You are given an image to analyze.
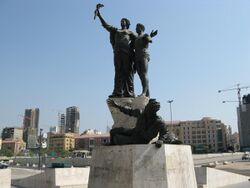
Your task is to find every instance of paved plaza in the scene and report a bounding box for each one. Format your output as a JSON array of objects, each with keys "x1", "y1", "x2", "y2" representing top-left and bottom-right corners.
[
  {"x1": 6, "y1": 155, "x2": 250, "y2": 188},
  {"x1": 216, "y1": 161, "x2": 250, "y2": 177}
]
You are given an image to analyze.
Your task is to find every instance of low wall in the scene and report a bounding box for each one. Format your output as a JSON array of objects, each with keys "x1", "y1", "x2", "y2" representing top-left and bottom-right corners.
[
  {"x1": 54, "y1": 168, "x2": 89, "y2": 188},
  {"x1": 193, "y1": 152, "x2": 243, "y2": 160},
  {"x1": 13, "y1": 157, "x2": 91, "y2": 167},
  {"x1": 11, "y1": 152, "x2": 243, "y2": 168},
  {"x1": 195, "y1": 167, "x2": 250, "y2": 188},
  {"x1": 12, "y1": 167, "x2": 90, "y2": 188},
  {"x1": 0, "y1": 169, "x2": 11, "y2": 188}
]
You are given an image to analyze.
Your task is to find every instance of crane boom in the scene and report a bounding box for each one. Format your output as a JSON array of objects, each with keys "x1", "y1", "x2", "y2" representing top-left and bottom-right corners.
[{"x1": 218, "y1": 84, "x2": 250, "y2": 105}]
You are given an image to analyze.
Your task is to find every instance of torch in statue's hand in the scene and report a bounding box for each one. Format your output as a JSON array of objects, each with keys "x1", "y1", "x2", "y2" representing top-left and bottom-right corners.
[{"x1": 94, "y1": 3, "x2": 104, "y2": 20}]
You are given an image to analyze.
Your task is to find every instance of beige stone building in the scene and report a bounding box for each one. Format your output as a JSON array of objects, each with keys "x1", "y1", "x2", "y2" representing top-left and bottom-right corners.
[
  {"x1": 1, "y1": 127, "x2": 23, "y2": 140},
  {"x1": 48, "y1": 133, "x2": 75, "y2": 151},
  {"x1": 0, "y1": 138, "x2": 2, "y2": 150},
  {"x1": 75, "y1": 132, "x2": 110, "y2": 152},
  {"x1": 166, "y1": 117, "x2": 228, "y2": 153},
  {"x1": 231, "y1": 132, "x2": 240, "y2": 151},
  {"x1": 1, "y1": 139, "x2": 26, "y2": 155}
]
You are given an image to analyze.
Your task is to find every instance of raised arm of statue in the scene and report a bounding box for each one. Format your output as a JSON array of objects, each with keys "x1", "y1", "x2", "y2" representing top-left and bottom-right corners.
[
  {"x1": 142, "y1": 30, "x2": 158, "y2": 44},
  {"x1": 96, "y1": 9, "x2": 116, "y2": 33},
  {"x1": 150, "y1": 30, "x2": 158, "y2": 38}
]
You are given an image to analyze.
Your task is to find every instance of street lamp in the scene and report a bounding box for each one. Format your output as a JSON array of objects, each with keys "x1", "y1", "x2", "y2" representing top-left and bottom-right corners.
[
  {"x1": 167, "y1": 100, "x2": 174, "y2": 125},
  {"x1": 38, "y1": 128, "x2": 43, "y2": 170}
]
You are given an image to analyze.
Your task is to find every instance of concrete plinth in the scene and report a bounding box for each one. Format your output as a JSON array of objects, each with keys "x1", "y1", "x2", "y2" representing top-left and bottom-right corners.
[
  {"x1": 0, "y1": 169, "x2": 11, "y2": 188},
  {"x1": 107, "y1": 96, "x2": 149, "y2": 129},
  {"x1": 51, "y1": 167, "x2": 89, "y2": 188},
  {"x1": 88, "y1": 144, "x2": 197, "y2": 188}
]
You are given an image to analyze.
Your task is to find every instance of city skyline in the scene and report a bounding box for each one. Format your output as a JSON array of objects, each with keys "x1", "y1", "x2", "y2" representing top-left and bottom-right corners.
[{"x1": 1, "y1": 0, "x2": 250, "y2": 133}]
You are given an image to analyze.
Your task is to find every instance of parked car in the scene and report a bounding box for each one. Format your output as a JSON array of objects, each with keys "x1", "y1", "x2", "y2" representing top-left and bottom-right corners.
[
  {"x1": 0, "y1": 161, "x2": 8, "y2": 169},
  {"x1": 242, "y1": 152, "x2": 250, "y2": 160}
]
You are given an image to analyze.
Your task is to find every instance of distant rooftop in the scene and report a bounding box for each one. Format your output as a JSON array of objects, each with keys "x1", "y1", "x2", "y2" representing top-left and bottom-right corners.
[{"x1": 76, "y1": 133, "x2": 110, "y2": 139}]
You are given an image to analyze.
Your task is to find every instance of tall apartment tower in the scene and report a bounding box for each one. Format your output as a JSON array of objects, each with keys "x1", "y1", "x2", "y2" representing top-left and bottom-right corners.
[
  {"x1": 65, "y1": 106, "x2": 80, "y2": 134},
  {"x1": 238, "y1": 94, "x2": 250, "y2": 151},
  {"x1": 59, "y1": 113, "x2": 66, "y2": 133},
  {"x1": 23, "y1": 108, "x2": 39, "y2": 148}
]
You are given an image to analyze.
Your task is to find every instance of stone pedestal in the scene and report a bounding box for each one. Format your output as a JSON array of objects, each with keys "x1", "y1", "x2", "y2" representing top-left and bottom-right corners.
[
  {"x1": 88, "y1": 144, "x2": 197, "y2": 188},
  {"x1": 107, "y1": 96, "x2": 149, "y2": 129}
]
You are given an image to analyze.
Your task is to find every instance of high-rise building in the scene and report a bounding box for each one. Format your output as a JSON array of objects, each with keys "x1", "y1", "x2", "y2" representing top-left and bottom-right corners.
[
  {"x1": 23, "y1": 108, "x2": 39, "y2": 148},
  {"x1": 166, "y1": 117, "x2": 228, "y2": 153},
  {"x1": 238, "y1": 94, "x2": 250, "y2": 151},
  {"x1": 49, "y1": 126, "x2": 60, "y2": 134},
  {"x1": 1, "y1": 127, "x2": 23, "y2": 141},
  {"x1": 65, "y1": 106, "x2": 80, "y2": 134},
  {"x1": 59, "y1": 113, "x2": 66, "y2": 133}
]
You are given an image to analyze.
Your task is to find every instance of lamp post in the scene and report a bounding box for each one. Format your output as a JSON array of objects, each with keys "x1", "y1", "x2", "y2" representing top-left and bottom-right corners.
[
  {"x1": 167, "y1": 100, "x2": 174, "y2": 125},
  {"x1": 38, "y1": 128, "x2": 43, "y2": 170}
]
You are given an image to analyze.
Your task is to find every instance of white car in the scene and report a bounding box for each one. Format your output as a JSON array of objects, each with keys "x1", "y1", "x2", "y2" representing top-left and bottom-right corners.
[{"x1": 242, "y1": 152, "x2": 250, "y2": 160}]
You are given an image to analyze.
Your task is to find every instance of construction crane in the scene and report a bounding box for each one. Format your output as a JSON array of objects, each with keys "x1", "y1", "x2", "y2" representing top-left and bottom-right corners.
[{"x1": 218, "y1": 84, "x2": 250, "y2": 106}]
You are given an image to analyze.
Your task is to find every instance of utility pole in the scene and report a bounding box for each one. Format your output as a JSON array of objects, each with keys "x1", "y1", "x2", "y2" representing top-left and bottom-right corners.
[{"x1": 167, "y1": 100, "x2": 174, "y2": 125}]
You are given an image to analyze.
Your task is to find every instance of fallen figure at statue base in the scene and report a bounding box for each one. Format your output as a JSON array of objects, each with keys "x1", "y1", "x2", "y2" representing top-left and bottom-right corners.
[{"x1": 107, "y1": 98, "x2": 182, "y2": 148}]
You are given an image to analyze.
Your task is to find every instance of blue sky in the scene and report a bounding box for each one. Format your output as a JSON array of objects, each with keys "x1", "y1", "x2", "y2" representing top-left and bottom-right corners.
[{"x1": 0, "y1": 0, "x2": 250, "y2": 133}]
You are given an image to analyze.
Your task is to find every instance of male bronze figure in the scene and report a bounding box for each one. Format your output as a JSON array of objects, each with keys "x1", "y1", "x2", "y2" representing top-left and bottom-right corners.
[
  {"x1": 108, "y1": 99, "x2": 181, "y2": 146},
  {"x1": 95, "y1": 5, "x2": 136, "y2": 98},
  {"x1": 134, "y1": 23, "x2": 158, "y2": 97}
]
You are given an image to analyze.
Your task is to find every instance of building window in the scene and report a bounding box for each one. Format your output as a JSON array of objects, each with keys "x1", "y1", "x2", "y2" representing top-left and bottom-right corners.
[{"x1": 89, "y1": 139, "x2": 95, "y2": 146}]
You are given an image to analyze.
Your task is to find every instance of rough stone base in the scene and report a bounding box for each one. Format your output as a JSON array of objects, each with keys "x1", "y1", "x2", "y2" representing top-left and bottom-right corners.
[
  {"x1": 107, "y1": 96, "x2": 149, "y2": 129},
  {"x1": 88, "y1": 144, "x2": 197, "y2": 188}
]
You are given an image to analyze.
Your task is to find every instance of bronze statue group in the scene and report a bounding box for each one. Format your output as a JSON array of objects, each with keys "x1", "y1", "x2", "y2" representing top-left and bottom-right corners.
[
  {"x1": 95, "y1": 4, "x2": 181, "y2": 147},
  {"x1": 95, "y1": 4, "x2": 157, "y2": 98}
]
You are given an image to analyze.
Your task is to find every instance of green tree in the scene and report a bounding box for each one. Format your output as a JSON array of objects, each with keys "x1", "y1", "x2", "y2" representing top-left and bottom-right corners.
[{"x1": 0, "y1": 148, "x2": 13, "y2": 157}]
